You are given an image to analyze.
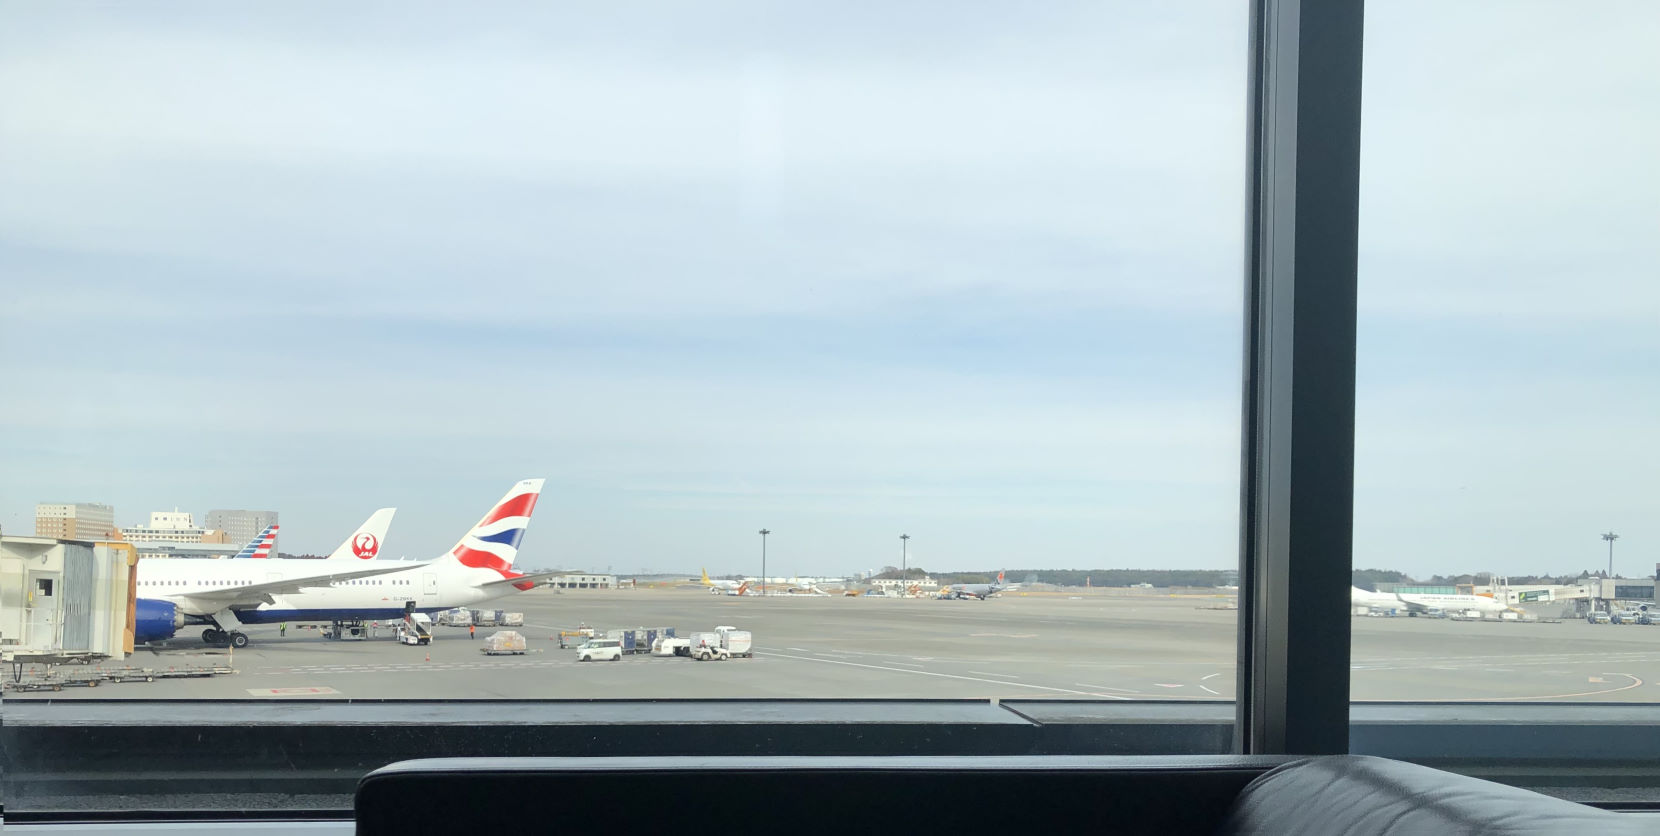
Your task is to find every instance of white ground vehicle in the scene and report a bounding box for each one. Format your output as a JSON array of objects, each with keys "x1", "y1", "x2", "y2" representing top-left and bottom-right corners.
[
  {"x1": 397, "y1": 613, "x2": 434, "y2": 646},
  {"x1": 652, "y1": 636, "x2": 692, "y2": 657},
  {"x1": 715, "y1": 626, "x2": 753, "y2": 658},
  {"x1": 1587, "y1": 611, "x2": 1612, "y2": 624},
  {"x1": 577, "y1": 638, "x2": 623, "y2": 662},
  {"x1": 688, "y1": 632, "x2": 729, "y2": 661}
]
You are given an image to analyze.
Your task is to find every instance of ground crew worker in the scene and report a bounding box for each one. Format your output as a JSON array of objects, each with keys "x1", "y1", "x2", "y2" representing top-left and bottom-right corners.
[
  {"x1": 280, "y1": 623, "x2": 287, "y2": 637},
  {"x1": 470, "y1": 623, "x2": 476, "y2": 639}
]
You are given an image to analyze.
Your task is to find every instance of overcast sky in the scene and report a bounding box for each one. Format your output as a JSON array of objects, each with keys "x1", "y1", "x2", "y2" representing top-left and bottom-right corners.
[{"x1": 1, "y1": 3, "x2": 1654, "y2": 580}]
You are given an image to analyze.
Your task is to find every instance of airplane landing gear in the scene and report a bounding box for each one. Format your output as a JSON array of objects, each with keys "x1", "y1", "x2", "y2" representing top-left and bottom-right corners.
[
  {"x1": 203, "y1": 628, "x2": 225, "y2": 644},
  {"x1": 228, "y1": 631, "x2": 249, "y2": 649}
]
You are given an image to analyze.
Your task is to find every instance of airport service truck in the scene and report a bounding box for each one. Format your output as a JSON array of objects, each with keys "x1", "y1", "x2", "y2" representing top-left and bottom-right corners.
[
  {"x1": 714, "y1": 626, "x2": 753, "y2": 658},
  {"x1": 397, "y1": 613, "x2": 434, "y2": 646},
  {"x1": 688, "y1": 632, "x2": 728, "y2": 661},
  {"x1": 652, "y1": 635, "x2": 692, "y2": 657}
]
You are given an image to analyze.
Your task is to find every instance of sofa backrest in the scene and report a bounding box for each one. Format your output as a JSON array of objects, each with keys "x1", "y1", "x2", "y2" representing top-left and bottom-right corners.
[{"x1": 1218, "y1": 755, "x2": 1649, "y2": 835}]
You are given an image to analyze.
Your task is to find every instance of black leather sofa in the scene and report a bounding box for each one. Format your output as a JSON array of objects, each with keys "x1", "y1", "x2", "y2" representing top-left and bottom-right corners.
[{"x1": 356, "y1": 754, "x2": 1651, "y2": 835}]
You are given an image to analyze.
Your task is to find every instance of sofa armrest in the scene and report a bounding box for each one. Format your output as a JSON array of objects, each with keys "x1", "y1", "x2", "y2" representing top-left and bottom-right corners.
[{"x1": 1219, "y1": 755, "x2": 1648, "y2": 835}]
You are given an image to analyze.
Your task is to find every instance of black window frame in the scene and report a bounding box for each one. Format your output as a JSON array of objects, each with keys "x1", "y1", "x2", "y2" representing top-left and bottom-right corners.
[{"x1": 8, "y1": 0, "x2": 1660, "y2": 824}]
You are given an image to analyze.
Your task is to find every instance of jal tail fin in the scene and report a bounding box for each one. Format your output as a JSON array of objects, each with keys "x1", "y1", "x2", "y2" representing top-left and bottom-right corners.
[
  {"x1": 447, "y1": 479, "x2": 546, "y2": 574},
  {"x1": 997, "y1": 570, "x2": 1006, "y2": 586},
  {"x1": 326, "y1": 508, "x2": 397, "y2": 560},
  {"x1": 231, "y1": 524, "x2": 279, "y2": 559}
]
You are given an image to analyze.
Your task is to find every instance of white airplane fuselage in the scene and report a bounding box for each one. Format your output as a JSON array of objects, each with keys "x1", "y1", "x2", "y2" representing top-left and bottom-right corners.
[{"x1": 137, "y1": 558, "x2": 531, "y2": 625}]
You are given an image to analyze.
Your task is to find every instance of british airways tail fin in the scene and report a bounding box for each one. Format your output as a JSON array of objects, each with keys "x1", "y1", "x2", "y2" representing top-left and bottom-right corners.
[
  {"x1": 446, "y1": 479, "x2": 546, "y2": 576},
  {"x1": 231, "y1": 524, "x2": 279, "y2": 559},
  {"x1": 326, "y1": 508, "x2": 397, "y2": 560}
]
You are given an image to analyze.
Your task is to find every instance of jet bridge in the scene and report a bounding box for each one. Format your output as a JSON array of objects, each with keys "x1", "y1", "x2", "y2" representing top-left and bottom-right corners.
[{"x1": 1, "y1": 535, "x2": 136, "y2": 665}]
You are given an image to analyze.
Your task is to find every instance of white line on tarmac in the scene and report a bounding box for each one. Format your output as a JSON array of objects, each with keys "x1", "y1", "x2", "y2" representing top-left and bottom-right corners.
[
  {"x1": 767, "y1": 652, "x2": 1127, "y2": 699},
  {"x1": 1075, "y1": 684, "x2": 1141, "y2": 693},
  {"x1": 969, "y1": 670, "x2": 1022, "y2": 679},
  {"x1": 1202, "y1": 673, "x2": 1222, "y2": 681},
  {"x1": 1200, "y1": 685, "x2": 1222, "y2": 695}
]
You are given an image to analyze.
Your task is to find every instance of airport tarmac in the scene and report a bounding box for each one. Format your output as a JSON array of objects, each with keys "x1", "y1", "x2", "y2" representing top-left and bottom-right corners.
[{"x1": 10, "y1": 588, "x2": 1660, "y2": 702}]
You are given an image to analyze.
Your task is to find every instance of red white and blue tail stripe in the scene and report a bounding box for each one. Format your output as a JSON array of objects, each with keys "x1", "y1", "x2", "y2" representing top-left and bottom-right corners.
[
  {"x1": 449, "y1": 479, "x2": 545, "y2": 590},
  {"x1": 231, "y1": 525, "x2": 279, "y2": 559}
]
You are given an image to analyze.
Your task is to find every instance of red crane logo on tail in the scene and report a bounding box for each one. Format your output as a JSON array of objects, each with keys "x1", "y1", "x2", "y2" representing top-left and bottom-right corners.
[{"x1": 353, "y1": 533, "x2": 380, "y2": 559}]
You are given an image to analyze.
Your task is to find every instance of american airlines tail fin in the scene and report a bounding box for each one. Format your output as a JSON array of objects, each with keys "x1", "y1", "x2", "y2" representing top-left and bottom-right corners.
[
  {"x1": 231, "y1": 525, "x2": 279, "y2": 559},
  {"x1": 326, "y1": 508, "x2": 397, "y2": 560},
  {"x1": 447, "y1": 479, "x2": 546, "y2": 578}
]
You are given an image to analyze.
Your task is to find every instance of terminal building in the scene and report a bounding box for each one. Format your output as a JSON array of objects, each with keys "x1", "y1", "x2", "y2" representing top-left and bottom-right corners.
[
  {"x1": 35, "y1": 502, "x2": 117, "y2": 541},
  {"x1": 547, "y1": 573, "x2": 617, "y2": 589},
  {"x1": 205, "y1": 509, "x2": 278, "y2": 556},
  {"x1": 0, "y1": 533, "x2": 136, "y2": 663},
  {"x1": 873, "y1": 577, "x2": 939, "y2": 590}
]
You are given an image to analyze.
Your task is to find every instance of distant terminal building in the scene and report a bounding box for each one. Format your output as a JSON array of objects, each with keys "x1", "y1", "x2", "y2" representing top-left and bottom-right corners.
[
  {"x1": 120, "y1": 510, "x2": 208, "y2": 544},
  {"x1": 205, "y1": 510, "x2": 278, "y2": 556},
  {"x1": 547, "y1": 573, "x2": 617, "y2": 589},
  {"x1": 135, "y1": 542, "x2": 245, "y2": 560},
  {"x1": 1376, "y1": 584, "x2": 1458, "y2": 595},
  {"x1": 873, "y1": 577, "x2": 939, "y2": 590},
  {"x1": 35, "y1": 502, "x2": 117, "y2": 541}
]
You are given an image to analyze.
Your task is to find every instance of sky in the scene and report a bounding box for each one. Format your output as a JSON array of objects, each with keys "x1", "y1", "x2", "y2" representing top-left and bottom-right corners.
[{"x1": 0, "y1": 3, "x2": 1654, "y2": 580}]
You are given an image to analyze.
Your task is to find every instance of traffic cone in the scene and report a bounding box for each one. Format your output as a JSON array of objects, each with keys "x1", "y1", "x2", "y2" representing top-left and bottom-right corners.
[{"x1": 425, "y1": 651, "x2": 431, "y2": 662}]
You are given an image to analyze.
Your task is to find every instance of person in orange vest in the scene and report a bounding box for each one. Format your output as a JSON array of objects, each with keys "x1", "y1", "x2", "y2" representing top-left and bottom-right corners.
[{"x1": 470, "y1": 623, "x2": 476, "y2": 639}]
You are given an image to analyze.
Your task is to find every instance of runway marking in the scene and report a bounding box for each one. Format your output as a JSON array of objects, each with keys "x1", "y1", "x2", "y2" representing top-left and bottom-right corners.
[
  {"x1": 247, "y1": 686, "x2": 340, "y2": 696},
  {"x1": 767, "y1": 652, "x2": 1126, "y2": 699},
  {"x1": 1202, "y1": 673, "x2": 1222, "y2": 681},
  {"x1": 1356, "y1": 673, "x2": 1646, "y2": 703},
  {"x1": 886, "y1": 662, "x2": 925, "y2": 668},
  {"x1": 1154, "y1": 683, "x2": 1184, "y2": 688},
  {"x1": 1200, "y1": 685, "x2": 1222, "y2": 695},
  {"x1": 968, "y1": 633, "x2": 1038, "y2": 638},
  {"x1": 968, "y1": 671, "x2": 1021, "y2": 679},
  {"x1": 1075, "y1": 684, "x2": 1141, "y2": 693}
]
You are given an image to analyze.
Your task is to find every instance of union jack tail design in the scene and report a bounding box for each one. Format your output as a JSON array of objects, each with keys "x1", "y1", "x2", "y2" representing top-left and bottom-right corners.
[
  {"x1": 448, "y1": 479, "x2": 545, "y2": 590},
  {"x1": 231, "y1": 525, "x2": 279, "y2": 559}
]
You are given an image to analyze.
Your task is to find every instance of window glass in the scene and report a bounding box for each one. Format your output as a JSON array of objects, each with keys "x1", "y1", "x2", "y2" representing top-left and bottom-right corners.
[
  {"x1": 0, "y1": 1, "x2": 1245, "y2": 714},
  {"x1": 1354, "y1": 2, "x2": 1659, "y2": 703}
]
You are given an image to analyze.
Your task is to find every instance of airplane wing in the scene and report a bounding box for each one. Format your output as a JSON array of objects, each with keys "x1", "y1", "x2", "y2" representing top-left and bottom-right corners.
[
  {"x1": 473, "y1": 571, "x2": 565, "y2": 592},
  {"x1": 175, "y1": 561, "x2": 436, "y2": 609}
]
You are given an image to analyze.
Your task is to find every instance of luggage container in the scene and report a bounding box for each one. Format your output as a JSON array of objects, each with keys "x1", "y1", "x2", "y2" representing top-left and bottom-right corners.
[
  {"x1": 716, "y1": 626, "x2": 753, "y2": 658},
  {"x1": 481, "y1": 631, "x2": 527, "y2": 655},
  {"x1": 502, "y1": 612, "x2": 524, "y2": 627}
]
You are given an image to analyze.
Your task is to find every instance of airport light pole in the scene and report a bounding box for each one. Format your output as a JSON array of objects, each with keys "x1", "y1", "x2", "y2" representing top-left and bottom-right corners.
[
  {"x1": 900, "y1": 534, "x2": 909, "y2": 581},
  {"x1": 1603, "y1": 531, "x2": 1620, "y2": 580},
  {"x1": 759, "y1": 529, "x2": 770, "y2": 597}
]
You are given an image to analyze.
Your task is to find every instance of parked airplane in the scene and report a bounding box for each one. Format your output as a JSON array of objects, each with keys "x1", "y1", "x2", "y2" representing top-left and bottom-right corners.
[
  {"x1": 701, "y1": 569, "x2": 750, "y2": 595},
  {"x1": 721, "y1": 581, "x2": 752, "y2": 597},
  {"x1": 232, "y1": 509, "x2": 395, "y2": 560},
  {"x1": 134, "y1": 480, "x2": 558, "y2": 647},
  {"x1": 946, "y1": 571, "x2": 1013, "y2": 600},
  {"x1": 1350, "y1": 586, "x2": 1511, "y2": 616}
]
